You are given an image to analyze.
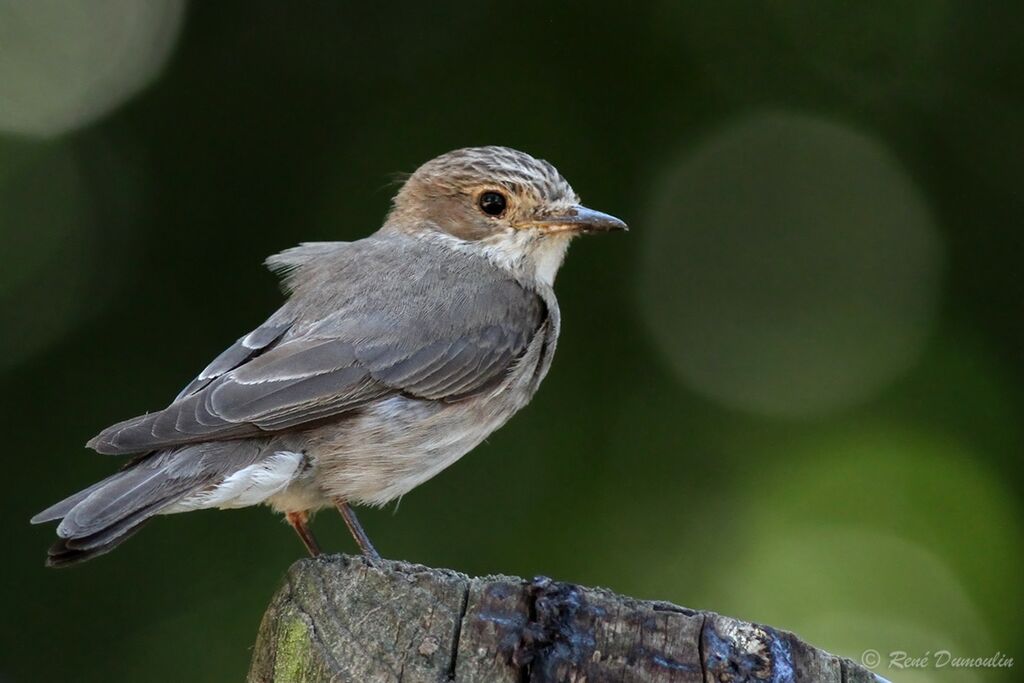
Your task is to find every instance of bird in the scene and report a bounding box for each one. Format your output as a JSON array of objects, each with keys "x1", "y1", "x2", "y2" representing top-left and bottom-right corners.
[{"x1": 31, "y1": 146, "x2": 627, "y2": 567}]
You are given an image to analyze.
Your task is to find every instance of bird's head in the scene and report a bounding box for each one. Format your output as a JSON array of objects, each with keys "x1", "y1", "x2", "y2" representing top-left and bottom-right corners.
[{"x1": 385, "y1": 146, "x2": 626, "y2": 287}]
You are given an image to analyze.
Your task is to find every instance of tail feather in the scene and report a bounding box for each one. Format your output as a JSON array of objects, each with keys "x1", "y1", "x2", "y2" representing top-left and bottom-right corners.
[
  {"x1": 47, "y1": 516, "x2": 153, "y2": 567},
  {"x1": 30, "y1": 478, "x2": 111, "y2": 525},
  {"x1": 56, "y1": 467, "x2": 180, "y2": 539},
  {"x1": 34, "y1": 440, "x2": 272, "y2": 567},
  {"x1": 63, "y1": 500, "x2": 176, "y2": 552}
]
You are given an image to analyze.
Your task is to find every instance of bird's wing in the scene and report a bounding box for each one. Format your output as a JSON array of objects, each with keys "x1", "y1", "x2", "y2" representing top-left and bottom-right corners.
[
  {"x1": 169, "y1": 240, "x2": 354, "y2": 402},
  {"x1": 88, "y1": 249, "x2": 545, "y2": 455},
  {"x1": 173, "y1": 323, "x2": 292, "y2": 401}
]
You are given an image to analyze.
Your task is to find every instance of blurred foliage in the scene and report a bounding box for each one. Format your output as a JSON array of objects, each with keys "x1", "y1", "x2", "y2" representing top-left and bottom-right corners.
[{"x1": 2, "y1": 2, "x2": 1022, "y2": 682}]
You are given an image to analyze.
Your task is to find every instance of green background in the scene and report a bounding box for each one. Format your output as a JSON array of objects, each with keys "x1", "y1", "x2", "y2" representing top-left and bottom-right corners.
[{"x1": 2, "y1": 2, "x2": 1021, "y2": 682}]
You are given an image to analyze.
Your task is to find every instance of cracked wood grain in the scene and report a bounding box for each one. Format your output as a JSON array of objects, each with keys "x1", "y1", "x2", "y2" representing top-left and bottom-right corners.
[{"x1": 247, "y1": 555, "x2": 884, "y2": 683}]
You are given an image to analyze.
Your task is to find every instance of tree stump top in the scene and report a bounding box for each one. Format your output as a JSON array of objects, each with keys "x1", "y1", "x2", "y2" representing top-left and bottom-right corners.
[{"x1": 248, "y1": 555, "x2": 884, "y2": 683}]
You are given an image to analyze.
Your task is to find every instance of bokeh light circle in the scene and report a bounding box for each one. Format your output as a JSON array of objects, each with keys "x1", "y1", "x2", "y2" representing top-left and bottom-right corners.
[
  {"x1": 640, "y1": 111, "x2": 943, "y2": 417},
  {"x1": 0, "y1": 0, "x2": 186, "y2": 137}
]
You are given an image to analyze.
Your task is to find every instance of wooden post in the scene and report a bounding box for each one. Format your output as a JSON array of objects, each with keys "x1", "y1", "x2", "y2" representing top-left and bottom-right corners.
[{"x1": 248, "y1": 555, "x2": 883, "y2": 683}]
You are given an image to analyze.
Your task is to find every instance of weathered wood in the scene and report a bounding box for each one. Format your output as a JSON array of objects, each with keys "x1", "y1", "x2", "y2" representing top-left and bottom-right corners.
[{"x1": 248, "y1": 555, "x2": 881, "y2": 683}]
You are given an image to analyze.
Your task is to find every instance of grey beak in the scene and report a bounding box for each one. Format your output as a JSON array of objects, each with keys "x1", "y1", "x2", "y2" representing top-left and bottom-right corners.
[{"x1": 536, "y1": 205, "x2": 629, "y2": 234}]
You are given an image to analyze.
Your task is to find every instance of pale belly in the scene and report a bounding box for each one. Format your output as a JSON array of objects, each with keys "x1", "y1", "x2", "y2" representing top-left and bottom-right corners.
[
  {"x1": 269, "y1": 314, "x2": 555, "y2": 512},
  {"x1": 268, "y1": 381, "x2": 530, "y2": 513},
  {"x1": 301, "y1": 390, "x2": 525, "y2": 508}
]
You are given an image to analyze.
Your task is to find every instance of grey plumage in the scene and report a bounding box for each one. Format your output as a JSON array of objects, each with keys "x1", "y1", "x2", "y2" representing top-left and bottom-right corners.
[
  {"x1": 32, "y1": 146, "x2": 625, "y2": 566},
  {"x1": 88, "y1": 235, "x2": 545, "y2": 454}
]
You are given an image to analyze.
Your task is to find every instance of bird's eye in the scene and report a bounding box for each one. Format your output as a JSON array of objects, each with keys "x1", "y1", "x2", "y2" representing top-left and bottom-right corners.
[{"x1": 478, "y1": 191, "x2": 508, "y2": 217}]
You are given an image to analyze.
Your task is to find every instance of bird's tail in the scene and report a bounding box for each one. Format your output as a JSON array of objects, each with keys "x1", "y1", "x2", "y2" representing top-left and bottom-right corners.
[{"x1": 31, "y1": 440, "x2": 272, "y2": 567}]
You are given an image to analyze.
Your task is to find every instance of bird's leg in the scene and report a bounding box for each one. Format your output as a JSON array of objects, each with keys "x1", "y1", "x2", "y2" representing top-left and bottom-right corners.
[
  {"x1": 286, "y1": 510, "x2": 321, "y2": 557},
  {"x1": 334, "y1": 500, "x2": 382, "y2": 565}
]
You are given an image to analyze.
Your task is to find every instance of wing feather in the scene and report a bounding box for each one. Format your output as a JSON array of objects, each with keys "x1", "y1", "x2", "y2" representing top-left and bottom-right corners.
[
  {"x1": 88, "y1": 237, "x2": 547, "y2": 455},
  {"x1": 174, "y1": 322, "x2": 291, "y2": 400}
]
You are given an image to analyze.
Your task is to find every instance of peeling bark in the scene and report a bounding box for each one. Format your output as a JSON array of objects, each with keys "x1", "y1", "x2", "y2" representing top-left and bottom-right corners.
[{"x1": 248, "y1": 555, "x2": 882, "y2": 683}]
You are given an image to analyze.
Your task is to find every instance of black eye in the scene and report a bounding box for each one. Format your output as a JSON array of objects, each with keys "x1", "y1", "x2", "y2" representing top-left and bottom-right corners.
[{"x1": 478, "y1": 191, "x2": 507, "y2": 217}]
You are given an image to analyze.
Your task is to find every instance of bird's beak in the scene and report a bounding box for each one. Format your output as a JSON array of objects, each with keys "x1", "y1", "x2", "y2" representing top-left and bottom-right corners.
[{"x1": 525, "y1": 205, "x2": 628, "y2": 235}]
